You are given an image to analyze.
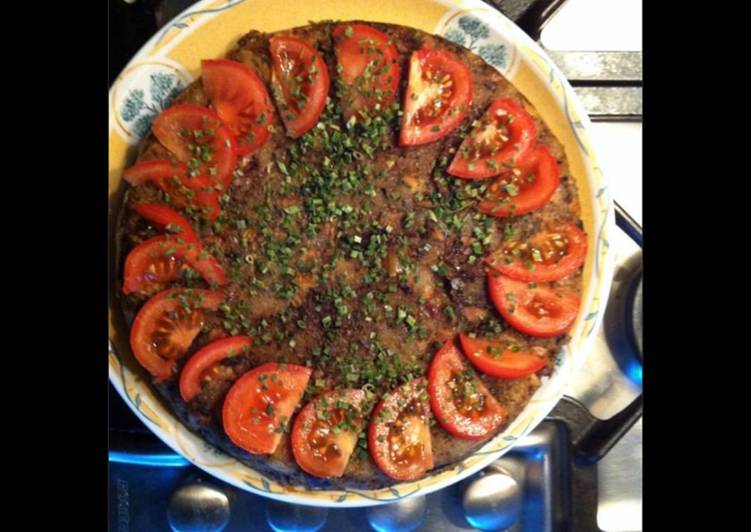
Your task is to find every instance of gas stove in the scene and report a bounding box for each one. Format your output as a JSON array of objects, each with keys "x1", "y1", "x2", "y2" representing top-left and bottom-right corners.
[{"x1": 109, "y1": 1, "x2": 642, "y2": 530}]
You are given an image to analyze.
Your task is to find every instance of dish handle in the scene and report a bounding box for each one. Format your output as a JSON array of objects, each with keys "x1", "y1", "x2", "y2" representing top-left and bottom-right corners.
[{"x1": 489, "y1": 0, "x2": 569, "y2": 40}]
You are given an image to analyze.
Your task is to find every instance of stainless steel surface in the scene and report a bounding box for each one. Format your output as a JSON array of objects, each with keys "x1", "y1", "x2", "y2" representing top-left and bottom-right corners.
[
  {"x1": 421, "y1": 421, "x2": 571, "y2": 532},
  {"x1": 366, "y1": 495, "x2": 427, "y2": 532},
  {"x1": 565, "y1": 235, "x2": 643, "y2": 532},
  {"x1": 571, "y1": 87, "x2": 642, "y2": 120},
  {"x1": 594, "y1": 259, "x2": 642, "y2": 532},
  {"x1": 167, "y1": 482, "x2": 231, "y2": 532},
  {"x1": 597, "y1": 418, "x2": 642, "y2": 532},
  {"x1": 567, "y1": 241, "x2": 641, "y2": 417},
  {"x1": 493, "y1": 423, "x2": 562, "y2": 532},
  {"x1": 630, "y1": 276, "x2": 642, "y2": 360},
  {"x1": 266, "y1": 500, "x2": 328, "y2": 532},
  {"x1": 462, "y1": 465, "x2": 522, "y2": 531},
  {"x1": 545, "y1": 51, "x2": 642, "y2": 81}
]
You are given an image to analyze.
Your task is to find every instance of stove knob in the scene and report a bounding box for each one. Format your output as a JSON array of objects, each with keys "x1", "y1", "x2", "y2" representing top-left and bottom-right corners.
[
  {"x1": 365, "y1": 495, "x2": 427, "y2": 532},
  {"x1": 265, "y1": 499, "x2": 328, "y2": 532},
  {"x1": 462, "y1": 464, "x2": 521, "y2": 531},
  {"x1": 167, "y1": 481, "x2": 230, "y2": 532}
]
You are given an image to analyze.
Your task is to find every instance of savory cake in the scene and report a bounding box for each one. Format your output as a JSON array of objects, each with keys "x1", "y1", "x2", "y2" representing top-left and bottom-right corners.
[{"x1": 115, "y1": 20, "x2": 586, "y2": 490}]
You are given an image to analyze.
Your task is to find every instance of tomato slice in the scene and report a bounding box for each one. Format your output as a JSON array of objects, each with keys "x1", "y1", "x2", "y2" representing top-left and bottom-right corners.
[
  {"x1": 123, "y1": 235, "x2": 227, "y2": 295},
  {"x1": 269, "y1": 36, "x2": 330, "y2": 139},
  {"x1": 459, "y1": 333, "x2": 547, "y2": 379},
  {"x1": 123, "y1": 236, "x2": 185, "y2": 295},
  {"x1": 487, "y1": 273, "x2": 580, "y2": 337},
  {"x1": 201, "y1": 59, "x2": 274, "y2": 157},
  {"x1": 131, "y1": 203, "x2": 198, "y2": 242},
  {"x1": 333, "y1": 23, "x2": 400, "y2": 120},
  {"x1": 129, "y1": 204, "x2": 227, "y2": 288},
  {"x1": 291, "y1": 388, "x2": 366, "y2": 478},
  {"x1": 448, "y1": 98, "x2": 537, "y2": 179},
  {"x1": 368, "y1": 378, "x2": 433, "y2": 481},
  {"x1": 478, "y1": 146, "x2": 560, "y2": 218},
  {"x1": 152, "y1": 104, "x2": 238, "y2": 191},
  {"x1": 400, "y1": 48, "x2": 472, "y2": 146},
  {"x1": 122, "y1": 160, "x2": 220, "y2": 221},
  {"x1": 486, "y1": 223, "x2": 587, "y2": 282},
  {"x1": 223, "y1": 363, "x2": 312, "y2": 455},
  {"x1": 428, "y1": 340, "x2": 506, "y2": 440},
  {"x1": 130, "y1": 288, "x2": 224, "y2": 381},
  {"x1": 179, "y1": 336, "x2": 253, "y2": 402}
]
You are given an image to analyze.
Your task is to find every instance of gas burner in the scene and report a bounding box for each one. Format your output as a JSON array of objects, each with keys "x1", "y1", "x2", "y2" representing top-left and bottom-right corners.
[
  {"x1": 366, "y1": 495, "x2": 427, "y2": 532},
  {"x1": 462, "y1": 464, "x2": 521, "y2": 530},
  {"x1": 266, "y1": 501, "x2": 329, "y2": 532},
  {"x1": 167, "y1": 480, "x2": 231, "y2": 532}
]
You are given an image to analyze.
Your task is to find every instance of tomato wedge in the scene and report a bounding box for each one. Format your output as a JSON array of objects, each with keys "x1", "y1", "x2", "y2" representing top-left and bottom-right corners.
[
  {"x1": 400, "y1": 48, "x2": 472, "y2": 146},
  {"x1": 333, "y1": 23, "x2": 400, "y2": 120},
  {"x1": 201, "y1": 59, "x2": 274, "y2": 157},
  {"x1": 486, "y1": 223, "x2": 587, "y2": 282},
  {"x1": 131, "y1": 203, "x2": 198, "y2": 242},
  {"x1": 291, "y1": 388, "x2": 367, "y2": 478},
  {"x1": 368, "y1": 378, "x2": 433, "y2": 481},
  {"x1": 459, "y1": 333, "x2": 547, "y2": 379},
  {"x1": 478, "y1": 146, "x2": 560, "y2": 218},
  {"x1": 428, "y1": 340, "x2": 506, "y2": 441},
  {"x1": 123, "y1": 160, "x2": 220, "y2": 221},
  {"x1": 129, "y1": 203, "x2": 227, "y2": 289},
  {"x1": 123, "y1": 236, "x2": 186, "y2": 295},
  {"x1": 130, "y1": 288, "x2": 224, "y2": 381},
  {"x1": 269, "y1": 36, "x2": 330, "y2": 138},
  {"x1": 448, "y1": 98, "x2": 537, "y2": 179},
  {"x1": 152, "y1": 104, "x2": 238, "y2": 191},
  {"x1": 123, "y1": 235, "x2": 227, "y2": 295},
  {"x1": 179, "y1": 336, "x2": 253, "y2": 402},
  {"x1": 223, "y1": 363, "x2": 312, "y2": 455},
  {"x1": 487, "y1": 273, "x2": 580, "y2": 337}
]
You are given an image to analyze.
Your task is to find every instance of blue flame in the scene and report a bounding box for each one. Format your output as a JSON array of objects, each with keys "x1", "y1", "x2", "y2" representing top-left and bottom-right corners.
[
  {"x1": 625, "y1": 359, "x2": 643, "y2": 386},
  {"x1": 108, "y1": 451, "x2": 190, "y2": 467}
]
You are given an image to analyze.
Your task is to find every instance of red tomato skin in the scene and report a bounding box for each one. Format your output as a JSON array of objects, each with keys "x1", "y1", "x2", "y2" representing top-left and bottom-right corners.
[
  {"x1": 179, "y1": 336, "x2": 253, "y2": 402},
  {"x1": 201, "y1": 59, "x2": 273, "y2": 157},
  {"x1": 478, "y1": 146, "x2": 560, "y2": 218},
  {"x1": 448, "y1": 98, "x2": 537, "y2": 180},
  {"x1": 222, "y1": 363, "x2": 312, "y2": 455},
  {"x1": 269, "y1": 36, "x2": 330, "y2": 139},
  {"x1": 122, "y1": 160, "x2": 220, "y2": 221},
  {"x1": 399, "y1": 48, "x2": 473, "y2": 146},
  {"x1": 485, "y1": 223, "x2": 588, "y2": 282},
  {"x1": 290, "y1": 388, "x2": 366, "y2": 478},
  {"x1": 458, "y1": 333, "x2": 547, "y2": 379},
  {"x1": 368, "y1": 378, "x2": 433, "y2": 481},
  {"x1": 333, "y1": 23, "x2": 400, "y2": 120},
  {"x1": 129, "y1": 288, "x2": 224, "y2": 381},
  {"x1": 428, "y1": 340, "x2": 506, "y2": 441},
  {"x1": 487, "y1": 273, "x2": 580, "y2": 337},
  {"x1": 130, "y1": 203, "x2": 199, "y2": 242},
  {"x1": 151, "y1": 104, "x2": 238, "y2": 191}
]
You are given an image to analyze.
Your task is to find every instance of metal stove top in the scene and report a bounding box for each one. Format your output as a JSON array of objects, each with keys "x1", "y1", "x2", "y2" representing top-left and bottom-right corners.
[{"x1": 109, "y1": 1, "x2": 643, "y2": 530}]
